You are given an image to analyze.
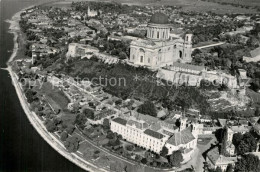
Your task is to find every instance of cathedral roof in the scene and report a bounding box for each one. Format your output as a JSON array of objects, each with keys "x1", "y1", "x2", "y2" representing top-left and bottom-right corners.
[{"x1": 150, "y1": 12, "x2": 169, "y2": 24}]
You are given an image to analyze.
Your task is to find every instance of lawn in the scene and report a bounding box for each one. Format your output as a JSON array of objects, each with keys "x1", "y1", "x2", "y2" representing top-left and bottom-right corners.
[{"x1": 35, "y1": 82, "x2": 70, "y2": 110}]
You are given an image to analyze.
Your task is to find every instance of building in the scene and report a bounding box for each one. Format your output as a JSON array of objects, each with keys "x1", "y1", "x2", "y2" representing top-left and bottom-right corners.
[
  {"x1": 110, "y1": 111, "x2": 200, "y2": 159},
  {"x1": 156, "y1": 63, "x2": 206, "y2": 86},
  {"x1": 165, "y1": 125, "x2": 197, "y2": 162},
  {"x1": 243, "y1": 47, "x2": 260, "y2": 62},
  {"x1": 129, "y1": 13, "x2": 192, "y2": 69},
  {"x1": 88, "y1": 6, "x2": 98, "y2": 17},
  {"x1": 206, "y1": 147, "x2": 237, "y2": 171},
  {"x1": 67, "y1": 43, "x2": 99, "y2": 59},
  {"x1": 110, "y1": 117, "x2": 169, "y2": 154}
]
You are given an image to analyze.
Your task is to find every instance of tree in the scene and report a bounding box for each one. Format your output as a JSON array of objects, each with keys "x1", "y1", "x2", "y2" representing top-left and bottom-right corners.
[
  {"x1": 25, "y1": 89, "x2": 36, "y2": 103},
  {"x1": 137, "y1": 101, "x2": 157, "y2": 117},
  {"x1": 160, "y1": 146, "x2": 169, "y2": 157},
  {"x1": 60, "y1": 131, "x2": 68, "y2": 141},
  {"x1": 135, "y1": 155, "x2": 142, "y2": 162},
  {"x1": 235, "y1": 154, "x2": 260, "y2": 172},
  {"x1": 66, "y1": 125, "x2": 75, "y2": 135},
  {"x1": 126, "y1": 145, "x2": 134, "y2": 151},
  {"x1": 119, "y1": 52, "x2": 127, "y2": 59},
  {"x1": 226, "y1": 164, "x2": 233, "y2": 172},
  {"x1": 83, "y1": 108, "x2": 95, "y2": 119},
  {"x1": 255, "y1": 107, "x2": 260, "y2": 116},
  {"x1": 232, "y1": 133, "x2": 243, "y2": 147},
  {"x1": 141, "y1": 158, "x2": 147, "y2": 164},
  {"x1": 64, "y1": 136, "x2": 80, "y2": 152},
  {"x1": 103, "y1": 118, "x2": 110, "y2": 129},
  {"x1": 75, "y1": 113, "x2": 87, "y2": 130},
  {"x1": 45, "y1": 119, "x2": 57, "y2": 132},
  {"x1": 168, "y1": 150, "x2": 184, "y2": 167},
  {"x1": 215, "y1": 166, "x2": 222, "y2": 172},
  {"x1": 237, "y1": 132, "x2": 257, "y2": 155}
]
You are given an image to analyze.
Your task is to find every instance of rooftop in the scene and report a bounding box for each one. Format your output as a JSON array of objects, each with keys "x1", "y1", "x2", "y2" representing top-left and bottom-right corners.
[
  {"x1": 113, "y1": 117, "x2": 127, "y2": 126},
  {"x1": 167, "y1": 126, "x2": 195, "y2": 146},
  {"x1": 144, "y1": 129, "x2": 165, "y2": 139}
]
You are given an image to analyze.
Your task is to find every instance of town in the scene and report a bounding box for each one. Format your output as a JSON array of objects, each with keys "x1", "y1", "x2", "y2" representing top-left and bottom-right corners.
[{"x1": 10, "y1": 1, "x2": 260, "y2": 172}]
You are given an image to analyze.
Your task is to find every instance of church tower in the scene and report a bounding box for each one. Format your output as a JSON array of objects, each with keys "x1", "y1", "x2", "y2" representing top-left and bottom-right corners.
[
  {"x1": 182, "y1": 34, "x2": 193, "y2": 63},
  {"x1": 180, "y1": 117, "x2": 188, "y2": 131}
]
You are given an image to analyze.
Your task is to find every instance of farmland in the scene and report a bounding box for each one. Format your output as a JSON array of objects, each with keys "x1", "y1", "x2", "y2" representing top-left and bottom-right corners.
[{"x1": 62, "y1": 0, "x2": 259, "y2": 14}]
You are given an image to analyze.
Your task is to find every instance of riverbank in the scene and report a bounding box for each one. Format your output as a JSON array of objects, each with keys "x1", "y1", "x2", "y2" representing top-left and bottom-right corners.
[{"x1": 6, "y1": 8, "x2": 106, "y2": 172}]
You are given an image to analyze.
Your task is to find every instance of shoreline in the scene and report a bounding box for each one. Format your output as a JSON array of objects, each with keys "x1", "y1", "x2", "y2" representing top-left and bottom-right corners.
[{"x1": 6, "y1": 7, "x2": 106, "y2": 172}]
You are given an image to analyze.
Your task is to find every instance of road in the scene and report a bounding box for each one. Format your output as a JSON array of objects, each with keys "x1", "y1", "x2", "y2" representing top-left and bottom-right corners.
[{"x1": 192, "y1": 42, "x2": 226, "y2": 51}]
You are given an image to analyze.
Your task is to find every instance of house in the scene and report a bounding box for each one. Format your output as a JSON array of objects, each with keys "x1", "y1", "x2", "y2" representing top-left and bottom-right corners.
[
  {"x1": 206, "y1": 146, "x2": 237, "y2": 171},
  {"x1": 243, "y1": 47, "x2": 260, "y2": 62},
  {"x1": 226, "y1": 125, "x2": 252, "y2": 142}
]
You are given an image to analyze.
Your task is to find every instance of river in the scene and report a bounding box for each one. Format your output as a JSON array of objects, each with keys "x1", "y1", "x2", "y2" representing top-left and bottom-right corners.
[{"x1": 0, "y1": 0, "x2": 84, "y2": 171}]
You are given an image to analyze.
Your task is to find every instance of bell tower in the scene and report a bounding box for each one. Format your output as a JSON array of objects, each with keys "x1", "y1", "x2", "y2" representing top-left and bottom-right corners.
[
  {"x1": 183, "y1": 34, "x2": 193, "y2": 63},
  {"x1": 180, "y1": 117, "x2": 188, "y2": 131}
]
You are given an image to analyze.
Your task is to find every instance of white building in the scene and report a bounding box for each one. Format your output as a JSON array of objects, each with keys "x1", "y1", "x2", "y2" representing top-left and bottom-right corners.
[
  {"x1": 88, "y1": 6, "x2": 98, "y2": 17},
  {"x1": 111, "y1": 117, "x2": 169, "y2": 154},
  {"x1": 67, "y1": 43, "x2": 99, "y2": 59},
  {"x1": 110, "y1": 112, "x2": 200, "y2": 158},
  {"x1": 129, "y1": 13, "x2": 192, "y2": 69}
]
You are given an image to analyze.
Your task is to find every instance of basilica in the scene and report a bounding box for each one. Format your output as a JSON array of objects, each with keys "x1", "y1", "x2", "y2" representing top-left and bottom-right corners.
[{"x1": 129, "y1": 13, "x2": 193, "y2": 68}]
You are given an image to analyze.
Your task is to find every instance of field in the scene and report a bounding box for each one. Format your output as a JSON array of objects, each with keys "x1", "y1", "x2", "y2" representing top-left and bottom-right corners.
[
  {"x1": 203, "y1": 0, "x2": 260, "y2": 8},
  {"x1": 61, "y1": 0, "x2": 259, "y2": 14},
  {"x1": 34, "y1": 82, "x2": 70, "y2": 110}
]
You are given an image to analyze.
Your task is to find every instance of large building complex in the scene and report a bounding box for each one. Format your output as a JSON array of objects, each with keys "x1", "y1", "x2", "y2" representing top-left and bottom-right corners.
[
  {"x1": 129, "y1": 13, "x2": 192, "y2": 68},
  {"x1": 111, "y1": 111, "x2": 200, "y2": 162}
]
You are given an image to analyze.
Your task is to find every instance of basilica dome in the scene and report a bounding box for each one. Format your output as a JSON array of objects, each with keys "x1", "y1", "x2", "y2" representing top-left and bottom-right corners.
[{"x1": 150, "y1": 12, "x2": 169, "y2": 25}]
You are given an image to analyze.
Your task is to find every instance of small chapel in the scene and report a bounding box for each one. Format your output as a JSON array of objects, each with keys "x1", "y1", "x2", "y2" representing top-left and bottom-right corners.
[{"x1": 129, "y1": 12, "x2": 193, "y2": 68}]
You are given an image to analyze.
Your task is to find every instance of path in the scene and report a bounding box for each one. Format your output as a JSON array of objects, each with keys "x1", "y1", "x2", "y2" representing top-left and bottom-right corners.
[{"x1": 192, "y1": 42, "x2": 225, "y2": 51}]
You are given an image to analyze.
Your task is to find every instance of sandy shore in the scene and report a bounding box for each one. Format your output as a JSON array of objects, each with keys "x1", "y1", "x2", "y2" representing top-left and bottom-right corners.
[{"x1": 6, "y1": 7, "x2": 106, "y2": 172}]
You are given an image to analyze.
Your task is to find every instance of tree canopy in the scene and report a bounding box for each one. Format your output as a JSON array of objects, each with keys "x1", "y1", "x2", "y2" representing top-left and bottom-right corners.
[
  {"x1": 235, "y1": 154, "x2": 260, "y2": 172},
  {"x1": 168, "y1": 150, "x2": 184, "y2": 167},
  {"x1": 137, "y1": 101, "x2": 157, "y2": 117}
]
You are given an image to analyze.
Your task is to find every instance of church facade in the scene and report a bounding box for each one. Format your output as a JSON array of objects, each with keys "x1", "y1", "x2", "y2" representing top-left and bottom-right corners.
[{"x1": 129, "y1": 13, "x2": 192, "y2": 68}]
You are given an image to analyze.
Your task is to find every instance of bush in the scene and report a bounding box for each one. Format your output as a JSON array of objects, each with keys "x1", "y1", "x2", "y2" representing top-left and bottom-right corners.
[
  {"x1": 141, "y1": 158, "x2": 147, "y2": 164},
  {"x1": 126, "y1": 145, "x2": 135, "y2": 151}
]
